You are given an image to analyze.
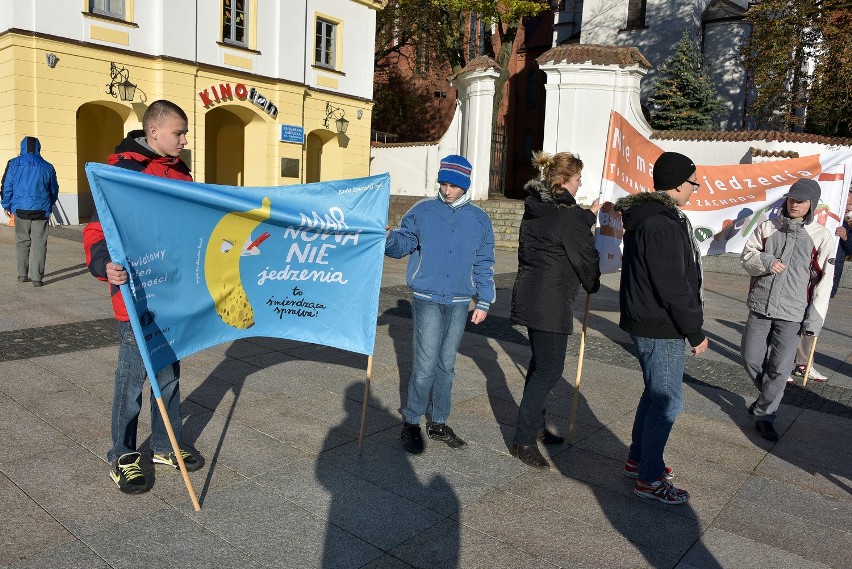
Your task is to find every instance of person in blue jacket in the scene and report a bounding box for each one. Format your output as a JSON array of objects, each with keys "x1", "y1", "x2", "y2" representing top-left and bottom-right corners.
[
  {"x1": 385, "y1": 154, "x2": 496, "y2": 454},
  {"x1": 2, "y1": 136, "x2": 59, "y2": 287}
]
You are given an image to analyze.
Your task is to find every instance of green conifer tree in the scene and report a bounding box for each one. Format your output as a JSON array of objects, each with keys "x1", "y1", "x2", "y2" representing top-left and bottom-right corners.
[{"x1": 648, "y1": 30, "x2": 725, "y2": 131}]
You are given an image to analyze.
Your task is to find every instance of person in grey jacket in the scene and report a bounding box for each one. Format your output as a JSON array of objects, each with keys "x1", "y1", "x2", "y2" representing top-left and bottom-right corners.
[
  {"x1": 740, "y1": 178, "x2": 835, "y2": 442},
  {"x1": 1, "y1": 136, "x2": 59, "y2": 287}
]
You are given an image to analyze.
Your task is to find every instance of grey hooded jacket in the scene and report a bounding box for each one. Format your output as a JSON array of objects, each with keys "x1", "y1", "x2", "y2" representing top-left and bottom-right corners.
[{"x1": 741, "y1": 205, "x2": 835, "y2": 334}]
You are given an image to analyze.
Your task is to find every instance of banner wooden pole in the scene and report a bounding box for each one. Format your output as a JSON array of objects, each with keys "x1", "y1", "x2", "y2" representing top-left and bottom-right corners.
[
  {"x1": 358, "y1": 356, "x2": 374, "y2": 456},
  {"x1": 802, "y1": 335, "x2": 818, "y2": 389},
  {"x1": 155, "y1": 397, "x2": 201, "y2": 511},
  {"x1": 568, "y1": 293, "x2": 592, "y2": 444}
]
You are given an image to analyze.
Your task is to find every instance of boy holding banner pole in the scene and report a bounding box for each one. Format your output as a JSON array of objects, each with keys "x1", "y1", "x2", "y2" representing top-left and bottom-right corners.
[
  {"x1": 385, "y1": 155, "x2": 496, "y2": 455},
  {"x1": 84, "y1": 100, "x2": 204, "y2": 495}
]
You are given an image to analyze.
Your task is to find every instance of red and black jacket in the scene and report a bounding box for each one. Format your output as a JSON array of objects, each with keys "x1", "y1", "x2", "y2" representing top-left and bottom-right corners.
[{"x1": 83, "y1": 131, "x2": 192, "y2": 321}]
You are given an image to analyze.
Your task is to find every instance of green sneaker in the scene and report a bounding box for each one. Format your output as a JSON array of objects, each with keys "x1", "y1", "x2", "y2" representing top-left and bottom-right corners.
[
  {"x1": 152, "y1": 449, "x2": 204, "y2": 472},
  {"x1": 110, "y1": 452, "x2": 148, "y2": 494}
]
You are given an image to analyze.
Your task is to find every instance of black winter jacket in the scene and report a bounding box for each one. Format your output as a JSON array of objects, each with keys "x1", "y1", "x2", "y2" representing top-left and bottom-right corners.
[
  {"x1": 614, "y1": 191, "x2": 705, "y2": 346},
  {"x1": 511, "y1": 180, "x2": 600, "y2": 334}
]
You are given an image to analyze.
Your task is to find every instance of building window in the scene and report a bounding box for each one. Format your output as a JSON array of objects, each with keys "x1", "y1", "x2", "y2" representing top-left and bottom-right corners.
[
  {"x1": 526, "y1": 70, "x2": 538, "y2": 108},
  {"x1": 316, "y1": 18, "x2": 337, "y2": 69},
  {"x1": 523, "y1": 131, "x2": 534, "y2": 161},
  {"x1": 90, "y1": 0, "x2": 124, "y2": 19},
  {"x1": 415, "y1": 41, "x2": 430, "y2": 75},
  {"x1": 626, "y1": 0, "x2": 647, "y2": 29},
  {"x1": 223, "y1": 0, "x2": 247, "y2": 46}
]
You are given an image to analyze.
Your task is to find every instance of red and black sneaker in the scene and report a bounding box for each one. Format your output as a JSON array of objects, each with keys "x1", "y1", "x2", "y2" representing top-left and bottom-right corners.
[
  {"x1": 623, "y1": 458, "x2": 673, "y2": 479},
  {"x1": 634, "y1": 476, "x2": 689, "y2": 505}
]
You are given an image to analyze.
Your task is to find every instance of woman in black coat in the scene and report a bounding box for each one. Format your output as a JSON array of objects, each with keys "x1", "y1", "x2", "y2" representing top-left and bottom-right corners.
[{"x1": 509, "y1": 151, "x2": 601, "y2": 469}]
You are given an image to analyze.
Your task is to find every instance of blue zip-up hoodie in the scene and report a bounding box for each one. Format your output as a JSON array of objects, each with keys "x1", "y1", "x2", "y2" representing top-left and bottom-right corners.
[
  {"x1": 385, "y1": 196, "x2": 496, "y2": 310},
  {"x1": 1, "y1": 137, "x2": 60, "y2": 219}
]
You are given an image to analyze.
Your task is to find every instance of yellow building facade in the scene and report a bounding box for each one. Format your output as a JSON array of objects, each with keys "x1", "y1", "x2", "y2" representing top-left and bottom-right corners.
[{"x1": 0, "y1": 0, "x2": 383, "y2": 224}]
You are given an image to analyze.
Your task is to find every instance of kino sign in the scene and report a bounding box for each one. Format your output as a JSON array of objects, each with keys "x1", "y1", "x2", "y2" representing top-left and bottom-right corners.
[{"x1": 198, "y1": 83, "x2": 278, "y2": 119}]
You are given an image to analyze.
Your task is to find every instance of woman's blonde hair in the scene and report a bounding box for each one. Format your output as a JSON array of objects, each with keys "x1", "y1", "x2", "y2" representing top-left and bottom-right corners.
[{"x1": 531, "y1": 151, "x2": 583, "y2": 195}]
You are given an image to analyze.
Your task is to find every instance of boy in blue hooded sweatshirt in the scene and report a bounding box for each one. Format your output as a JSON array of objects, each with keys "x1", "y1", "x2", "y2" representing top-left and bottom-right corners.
[{"x1": 385, "y1": 155, "x2": 496, "y2": 454}]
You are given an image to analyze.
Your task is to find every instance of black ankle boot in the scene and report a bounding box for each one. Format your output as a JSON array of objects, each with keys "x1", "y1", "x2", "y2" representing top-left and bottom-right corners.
[
  {"x1": 510, "y1": 443, "x2": 549, "y2": 469},
  {"x1": 537, "y1": 429, "x2": 564, "y2": 445}
]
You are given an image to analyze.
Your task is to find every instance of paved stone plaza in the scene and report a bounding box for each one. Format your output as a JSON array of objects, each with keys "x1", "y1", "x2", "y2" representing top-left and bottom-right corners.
[{"x1": 1, "y1": 225, "x2": 850, "y2": 568}]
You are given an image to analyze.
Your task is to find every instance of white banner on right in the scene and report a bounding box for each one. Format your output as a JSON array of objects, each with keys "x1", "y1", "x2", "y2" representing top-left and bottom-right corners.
[{"x1": 596, "y1": 111, "x2": 852, "y2": 273}]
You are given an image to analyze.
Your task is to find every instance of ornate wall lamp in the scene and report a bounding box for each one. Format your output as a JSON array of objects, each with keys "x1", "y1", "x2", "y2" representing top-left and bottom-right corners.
[
  {"x1": 323, "y1": 101, "x2": 349, "y2": 134},
  {"x1": 105, "y1": 62, "x2": 137, "y2": 102}
]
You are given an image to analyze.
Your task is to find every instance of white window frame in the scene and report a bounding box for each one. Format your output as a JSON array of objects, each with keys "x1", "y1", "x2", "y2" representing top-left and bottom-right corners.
[
  {"x1": 223, "y1": 0, "x2": 248, "y2": 47},
  {"x1": 90, "y1": 0, "x2": 124, "y2": 19},
  {"x1": 315, "y1": 18, "x2": 337, "y2": 69}
]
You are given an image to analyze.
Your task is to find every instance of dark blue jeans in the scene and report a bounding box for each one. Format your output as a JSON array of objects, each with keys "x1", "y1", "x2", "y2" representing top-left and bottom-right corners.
[
  {"x1": 513, "y1": 328, "x2": 568, "y2": 445},
  {"x1": 628, "y1": 336, "x2": 686, "y2": 483},
  {"x1": 402, "y1": 297, "x2": 469, "y2": 425},
  {"x1": 108, "y1": 321, "x2": 182, "y2": 463}
]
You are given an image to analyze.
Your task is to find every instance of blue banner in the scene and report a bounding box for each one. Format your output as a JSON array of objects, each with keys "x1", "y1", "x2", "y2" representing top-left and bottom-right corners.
[{"x1": 85, "y1": 164, "x2": 389, "y2": 392}]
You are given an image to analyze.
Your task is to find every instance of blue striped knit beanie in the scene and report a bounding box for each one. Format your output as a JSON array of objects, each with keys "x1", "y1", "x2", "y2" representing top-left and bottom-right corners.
[{"x1": 438, "y1": 154, "x2": 472, "y2": 191}]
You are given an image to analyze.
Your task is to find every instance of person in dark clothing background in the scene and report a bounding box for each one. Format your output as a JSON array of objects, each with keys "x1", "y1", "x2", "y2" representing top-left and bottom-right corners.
[
  {"x1": 2, "y1": 136, "x2": 59, "y2": 287},
  {"x1": 509, "y1": 151, "x2": 601, "y2": 469},
  {"x1": 614, "y1": 151, "x2": 708, "y2": 505}
]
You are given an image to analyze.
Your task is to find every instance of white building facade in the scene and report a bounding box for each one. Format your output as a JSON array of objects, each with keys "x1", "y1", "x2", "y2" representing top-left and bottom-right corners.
[
  {"x1": 555, "y1": 0, "x2": 750, "y2": 130},
  {"x1": 1, "y1": 0, "x2": 383, "y2": 224}
]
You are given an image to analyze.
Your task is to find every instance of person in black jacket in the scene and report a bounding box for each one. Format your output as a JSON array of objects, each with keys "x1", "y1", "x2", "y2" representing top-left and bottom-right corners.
[
  {"x1": 509, "y1": 151, "x2": 601, "y2": 469},
  {"x1": 614, "y1": 151, "x2": 708, "y2": 505}
]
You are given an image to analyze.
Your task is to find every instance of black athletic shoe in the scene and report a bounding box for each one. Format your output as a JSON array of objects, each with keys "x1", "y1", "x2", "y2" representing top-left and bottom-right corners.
[
  {"x1": 427, "y1": 423, "x2": 467, "y2": 449},
  {"x1": 537, "y1": 429, "x2": 564, "y2": 445},
  {"x1": 152, "y1": 449, "x2": 205, "y2": 472},
  {"x1": 18, "y1": 276, "x2": 30, "y2": 283},
  {"x1": 110, "y1": 452, "x2": 148, "y2": 494},
  {"x1": 401, "y1": 422, "x2": 425, "y2": 454},
  {"x1": 755, "y1": 420, "x2": 779, "y2": 442}
]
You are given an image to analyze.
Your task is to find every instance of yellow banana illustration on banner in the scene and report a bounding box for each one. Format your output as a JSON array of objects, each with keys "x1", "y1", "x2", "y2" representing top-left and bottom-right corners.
[{"x1": 204, "y1": 197, "x2": 271, "y2": 328}]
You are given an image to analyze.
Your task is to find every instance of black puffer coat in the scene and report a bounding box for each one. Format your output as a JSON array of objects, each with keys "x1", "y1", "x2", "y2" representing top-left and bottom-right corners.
[
  {"x1": 511, "y1": 180, "x2": 600, "y2": 334},
  {"x1": 614, "y1": 191, "x2": 705, "y2": 346}
]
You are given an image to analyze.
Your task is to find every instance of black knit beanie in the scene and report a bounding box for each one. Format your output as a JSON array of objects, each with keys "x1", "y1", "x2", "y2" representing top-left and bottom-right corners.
[{"x1": 653, "y1": 152, "x2": 696, "y2": 191}]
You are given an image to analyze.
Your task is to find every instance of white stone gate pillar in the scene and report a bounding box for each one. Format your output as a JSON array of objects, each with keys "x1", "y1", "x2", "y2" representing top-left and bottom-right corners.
[
  {"x1": 451, "y1": 56, "x2": 501, "y2": 202},
  {"x1": 537, "y1": 45, "x2": 652, "y2": 204}
]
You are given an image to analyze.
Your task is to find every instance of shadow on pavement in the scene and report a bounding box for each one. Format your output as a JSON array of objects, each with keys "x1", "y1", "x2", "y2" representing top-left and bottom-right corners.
[{"x1": 316, "y1": 384, "x2": 461, "y2": 568}]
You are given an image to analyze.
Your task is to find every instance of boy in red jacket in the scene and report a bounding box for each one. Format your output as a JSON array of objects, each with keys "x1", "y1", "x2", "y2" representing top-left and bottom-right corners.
[{"x1": 83, "y1": 100, "x2": 203, "y2": 494}]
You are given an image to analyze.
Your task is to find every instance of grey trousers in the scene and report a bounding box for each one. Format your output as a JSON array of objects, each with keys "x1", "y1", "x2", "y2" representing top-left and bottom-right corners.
[
  {"x1": 15, "y1": 218, "x2": 49, "y2": 282},
  {"x1": 740, "y1": 311, "x2": 800, "y2": 422}
]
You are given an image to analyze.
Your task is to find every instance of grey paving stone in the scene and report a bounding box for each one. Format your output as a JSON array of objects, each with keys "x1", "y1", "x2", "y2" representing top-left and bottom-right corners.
[
  {"x1": 390, "y1": 517, "x2": 560, "y2": 569},
  {"x1": 0, "y1": 393, "x2": 76, "y2": 464},
  {"x1": 319, "y1": 438, "x2": 495, "y2": 516},
  {"x1": 1, "y1": 446, "x2": 168, "y2": 536},
  {"x1": 255, "y1": 453, "x2": 444, "y2": 550},
  {"x1": 712, "y1": 497, "x2": 852, "y2": 568},
  {"x1": 753, "y1": 452, "x2": 852, "y2": 503},
  {"x1": 676, "y1": 527, "x2": 832, "y2": 569},
  {"x1": 0, "y1": 473, "x2": 76, "y2": 566},
  {"x1": 4, "y1": 540, "x2": 111, "y2": 569},
  {"x1": 84, "y1": 508, "x2": 267, "y2": 569},
  {"x1": 458, "y1": 488, "x2": 660, "y2": 568},
  {"x1": 734, "y1": 476, "x2": 852, "y2": 530},
  {"x1": 187, "y1": 479, "x2": 382, "y2": 568},
  {"x1": 359, "y1": 554, "x2": 415, "y2": 569}
]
